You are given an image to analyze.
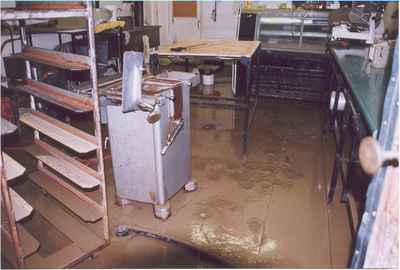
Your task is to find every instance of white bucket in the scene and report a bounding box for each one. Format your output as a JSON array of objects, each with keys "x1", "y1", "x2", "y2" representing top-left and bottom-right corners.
[
  {"x1": 202, "y1": 74, "x2": 214, "y2": 95},
  {"x1": 202, "y1": 74, "x2": 214, "y2": 86}
]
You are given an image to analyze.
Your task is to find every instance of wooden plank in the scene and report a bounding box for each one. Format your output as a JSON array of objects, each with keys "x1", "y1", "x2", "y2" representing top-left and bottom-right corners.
[
  {"x1": 20, "y1": 111, "x2": 97, "y2": 154},
  {"x1": 24, "y1": 142, "x2": 100, "y2": 189},
  {"x1": 3, "y1": 152, "x2": 26, "y2": 181},
  {"x1": 18, "y1": 225, "x2": 40, "y2": 258},
  {"x1": 1, "y1": 118, "x2": 17, "y2": 135},
  {"x1": 26, "y1": 243, "x2": 85, "y2": 269},
  {"x1": 25, "y1": 192, "x2": 104, "y2": 254},
  {"x1": 36, "y1": 139, "x2": 102, "y2": 180},
  {"x1": 155, "y1": 40, "x2": 261, "y2": 59},
  {"x1": 364, "y1": 121, "x2": 399, "y2": 268},
  {"x1": 14, "y1": 80, "x2": 93, "y2": 113},
  {"x1": 1, "y1": 225, "x2": 40, "y2": 266},
  {"x1": 9, "y1": 189, "x2": 33, "y2": 222},
  {"x1": 12, "y1": 47, "x2": 89, "y2": 71},
  {"x1": 29, "y1": 170, "x2": 103, "y2": 222}
]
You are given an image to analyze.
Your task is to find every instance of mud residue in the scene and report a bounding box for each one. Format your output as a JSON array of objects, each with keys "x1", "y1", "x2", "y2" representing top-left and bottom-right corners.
[
  {"x1": 190, "y1": 222, "x2": 259, "y2": 261},
  {"x1": 247, "y1": 217, "x2": 264, "y2": 234},
  {"x1": 193, "y1": 195, "x2": 240, "y2": 220},
  {"x1": 193, "y1": 156, "x2": 303, "y2": 195}
]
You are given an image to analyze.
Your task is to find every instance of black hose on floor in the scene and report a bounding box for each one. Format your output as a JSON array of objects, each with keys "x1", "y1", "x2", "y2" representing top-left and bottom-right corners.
[{"x1": 115, "y1": 225, "x2": 231, "y2": 268}]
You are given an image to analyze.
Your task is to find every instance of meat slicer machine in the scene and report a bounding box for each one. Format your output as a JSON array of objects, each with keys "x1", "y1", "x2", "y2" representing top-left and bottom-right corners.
[
  {"x1": 330, "y1": 7, "x2": 384, "y2": 45},
  {"x1": 107, "y1": 51, "x2": 196, "y2": 220}
]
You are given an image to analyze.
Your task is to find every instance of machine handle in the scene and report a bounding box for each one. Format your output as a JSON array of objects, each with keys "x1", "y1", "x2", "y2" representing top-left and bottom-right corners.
[{"x1": 161, "y1": 119, "x2": 184, "y2": 155}]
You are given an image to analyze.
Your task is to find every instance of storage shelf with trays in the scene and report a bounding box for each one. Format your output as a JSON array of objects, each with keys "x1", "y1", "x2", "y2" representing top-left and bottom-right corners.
[{"x1": 1, "y1": 2, "x2": 109, "y2": 268}]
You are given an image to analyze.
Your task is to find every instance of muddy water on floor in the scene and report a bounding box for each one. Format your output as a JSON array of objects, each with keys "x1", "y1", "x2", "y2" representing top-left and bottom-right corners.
[
  {"x1": 184, "y1": 100, "x2": 329, "y2": 266},
  {"x1": 102, "y1": 98, "x2": 336, "y2": 267},
  {"x1": 3, "y1": 95, "x2": 347, "y2": 267}
]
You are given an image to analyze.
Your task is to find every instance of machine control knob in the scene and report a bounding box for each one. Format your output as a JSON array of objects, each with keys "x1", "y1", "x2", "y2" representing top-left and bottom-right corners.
[{"x1": 359, "y1": 137, "x2": 398, "y2": 175}]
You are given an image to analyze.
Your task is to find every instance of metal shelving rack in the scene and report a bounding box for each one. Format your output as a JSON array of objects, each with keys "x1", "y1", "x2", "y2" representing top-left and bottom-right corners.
[{"x1": 1, "y1": 1, "x2": 109, "y2": 268}]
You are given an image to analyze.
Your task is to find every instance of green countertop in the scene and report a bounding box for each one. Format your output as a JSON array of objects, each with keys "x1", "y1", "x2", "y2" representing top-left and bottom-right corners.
[{"x1": 330, "y1": 47, "x2": 391, "y2": 134}]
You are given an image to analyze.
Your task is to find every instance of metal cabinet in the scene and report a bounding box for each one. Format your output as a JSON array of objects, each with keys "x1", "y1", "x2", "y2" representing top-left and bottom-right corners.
[{"x1": 107, "y1": 80, "x2": 195, "y2": 220}]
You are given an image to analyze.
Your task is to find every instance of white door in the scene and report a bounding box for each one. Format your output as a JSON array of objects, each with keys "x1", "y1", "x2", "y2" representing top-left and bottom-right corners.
[
  {"x1": 170, "y1": 1, "x2": 201, "y2": 42},
  {"x1": 200, "y1": 1, "x2": 241, "y2": 40}
]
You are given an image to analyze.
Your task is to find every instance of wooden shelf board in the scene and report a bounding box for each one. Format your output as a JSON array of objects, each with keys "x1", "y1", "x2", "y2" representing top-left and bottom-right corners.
[
  {"x1": 12, "y1": 47, "x2": 90, "y2": 71},
  {"x1": 10, "y1": 188, "x2": 33, "y2": 222},
  {"x1": 24, "y1": 192, "x2": 105, "y2": 268},
  {"x1": 14, "y1": 80, "x2": 93, "y2": 113},
  {"x1": 3, "y1": 152, "x2": 26, "y2": 181},
  {"x1": 19, "y1": 225, "x2": 40, "y2": 258},
  {"x1": 1, "y1": 118, "x2": 17, "y2": 136},
  {"x1": 26, "y1": 243, "x2": 84, "y2": 269},
  {"x1": 1, "y1": 225, "x2": 40, "y2": 266},
  {"x1": 20, "y1": 111, "x2": 97, "y2": 154},
  {"x1": 29, "y1": 170, "x2": 103, "y2": 222},
  {"x1": 24, "y1": 141, "x2": 100, "y2": 189}
]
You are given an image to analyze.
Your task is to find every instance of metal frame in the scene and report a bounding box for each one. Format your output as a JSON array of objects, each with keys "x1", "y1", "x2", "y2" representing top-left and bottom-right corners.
[
  {"x1": 1, "y1": 1, "x2": 109, "y2": 267},
  {"x1": 254, "y1": 10, "x2": 330, "y2": 49},
  {"x1": 325, "y1": 52, "x2": 371, "y2": 241},
  {"x1": 326, "y1": 41, "x2": 398, "y2": 261},
  {"x1": 152, "y1": 45, "x2": 261, "y2": 155}
]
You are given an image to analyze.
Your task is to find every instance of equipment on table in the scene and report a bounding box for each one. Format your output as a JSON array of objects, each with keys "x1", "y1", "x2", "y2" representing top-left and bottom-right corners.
[
  {"x1": 368, "y1": 40, "x2": 392, "y2": 68},
  {"x1": 330, "y1": 8, "x2": 384, "y2": 45},
  {"x1": 255, "y1": 10, "x2": 330, "y2": 53},
  {"x1": 107, "y1": 52, "x2": 196, "y2": 220},
  {"x1": 170, "y1": 42, "x2": 208, "y2": 52}
]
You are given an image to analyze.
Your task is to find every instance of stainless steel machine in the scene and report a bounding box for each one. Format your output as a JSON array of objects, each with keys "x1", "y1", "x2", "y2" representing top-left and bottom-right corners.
[{"x1": 107, "y1": 51, "x2": 196, "y2": 220}]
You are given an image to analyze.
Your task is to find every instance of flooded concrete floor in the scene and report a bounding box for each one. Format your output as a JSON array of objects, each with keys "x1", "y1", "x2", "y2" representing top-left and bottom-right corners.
[
  {"x1": 3, "y1": 73, "x2": 352, "y2": 268},
  {"x1": 80, "y1": 75, "x2": 352, "y2": 267}
]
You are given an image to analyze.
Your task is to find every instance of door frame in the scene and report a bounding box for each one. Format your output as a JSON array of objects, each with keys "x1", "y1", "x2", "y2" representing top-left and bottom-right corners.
[{"x1": 351, "y1": 38, "x2": 399, "y2": 267}]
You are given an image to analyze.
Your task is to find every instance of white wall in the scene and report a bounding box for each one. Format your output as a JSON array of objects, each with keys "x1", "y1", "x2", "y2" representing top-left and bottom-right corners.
[
  {"x1": 143, "y1": 1, "x2": 293, "y2": 45},
  {"x1": 200, "y1": 1, "x2": 241, "y2": 40},
  {"x1": 144, "y1": 1, "x2": 240, "y2": 44},
  {"x1": 144, "y1": 1, "x2": 172, "y2": 45}
]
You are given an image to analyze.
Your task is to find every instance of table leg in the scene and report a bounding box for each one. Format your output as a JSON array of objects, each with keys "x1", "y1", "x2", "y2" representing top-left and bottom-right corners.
[
  {"x1": 150, "y1": 54, "x2": 161, "y2": 75},
  {"x1": 341, "y1": 106, "x2": 362, "y2": 203},
  {"x1": 323, "y1": 65, "x2": 336, "y2": 134},
  {"x1": 327, "y1": 95, "x2": 349, "y2": 204},
  {"x1": 58, "y1": 33, "x2": 63, "y2": 49},
  {"x1": 185, "y1": 58, "x2": 189, "y2": 72},
  {"x1": 240, "y1": 56, "x2": 254, "y2": 155}
]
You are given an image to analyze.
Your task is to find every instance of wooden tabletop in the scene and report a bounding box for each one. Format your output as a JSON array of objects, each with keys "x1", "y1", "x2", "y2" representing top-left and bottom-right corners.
[{"x1": 154, "y1": 40, "x2": 261, "y2": 59}]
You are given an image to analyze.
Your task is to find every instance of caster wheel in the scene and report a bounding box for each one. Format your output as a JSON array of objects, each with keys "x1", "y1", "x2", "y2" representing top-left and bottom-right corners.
[
  {"x1": 184, "y1": 180, "x2": 197, "y2": 192},
  {"x1": 115, "y1": 225, "x2": 130, "y2": 237},
  {"x1": 154, "y1": 203, "x2": 171, "y2": 220},
  {"x1": 116, "y1": 197, "x2": 130, "y2": 207}
]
